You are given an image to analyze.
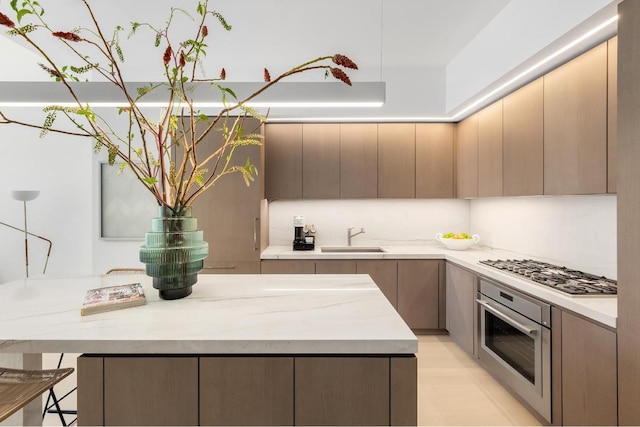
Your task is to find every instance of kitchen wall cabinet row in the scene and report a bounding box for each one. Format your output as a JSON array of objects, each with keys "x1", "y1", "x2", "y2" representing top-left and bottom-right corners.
[
  {"x1": 456, "y1": 38, "x2": 617, "y2": 198},
  {"x1": 260, "y1": 259, "x2": 446, "y2": 331},
  {"x1": 264, "y1": 123, "x2": 454, "y2": 200}
]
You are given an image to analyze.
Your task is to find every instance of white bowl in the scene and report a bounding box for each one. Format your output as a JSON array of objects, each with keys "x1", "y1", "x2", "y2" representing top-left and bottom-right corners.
[{"x1": 436, "y1": 233, "x2": 480, "y2": 251}]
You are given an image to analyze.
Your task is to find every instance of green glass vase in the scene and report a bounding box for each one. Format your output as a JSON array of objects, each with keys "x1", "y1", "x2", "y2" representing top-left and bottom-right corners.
[{"x1": 139, "y1": 206, "x2": 209, "y2": 300}]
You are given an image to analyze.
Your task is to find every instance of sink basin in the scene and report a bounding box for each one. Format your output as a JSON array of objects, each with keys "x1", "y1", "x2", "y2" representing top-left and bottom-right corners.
[{"x1": 321, "y1": 246, "x2": 386, "y2": 253}]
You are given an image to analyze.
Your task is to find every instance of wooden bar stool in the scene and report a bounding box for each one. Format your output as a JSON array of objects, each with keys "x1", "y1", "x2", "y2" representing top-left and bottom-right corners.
[{"x1": 0, "y1": 367, "x2": 74, "y2": 422}]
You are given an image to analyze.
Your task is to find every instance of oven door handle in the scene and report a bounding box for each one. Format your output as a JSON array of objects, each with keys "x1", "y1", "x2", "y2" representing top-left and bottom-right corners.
[{"x1": 476, "y1": 299, "x2": 538, "y2": 335}]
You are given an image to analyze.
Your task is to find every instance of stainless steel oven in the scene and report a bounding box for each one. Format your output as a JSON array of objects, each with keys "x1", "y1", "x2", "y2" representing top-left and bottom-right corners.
[{"x1": 477, "y1": 278, "x2": 551, "y2": 422}]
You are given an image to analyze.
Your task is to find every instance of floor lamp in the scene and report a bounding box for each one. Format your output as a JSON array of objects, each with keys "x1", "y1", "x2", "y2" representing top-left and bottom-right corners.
[{"x1": 11, "y1": 190, "x2": 40, "y2": 278}]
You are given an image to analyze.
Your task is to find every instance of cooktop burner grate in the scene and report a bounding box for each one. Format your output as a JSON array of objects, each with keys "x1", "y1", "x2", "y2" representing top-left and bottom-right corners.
[{"x1": 479, "y1": 259, "x2": 617, "y2": 296}]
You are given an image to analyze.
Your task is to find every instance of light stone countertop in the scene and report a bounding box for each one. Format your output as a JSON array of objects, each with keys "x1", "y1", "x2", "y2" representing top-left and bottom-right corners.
[
  {"x1": 0, "y1": 274, "x2": 417, "y2": 354},
  {"x1": 262, "y1": 245, "x2": 617, "y2": 328}
]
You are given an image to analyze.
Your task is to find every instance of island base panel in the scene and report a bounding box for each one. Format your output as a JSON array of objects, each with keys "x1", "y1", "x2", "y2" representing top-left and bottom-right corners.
[
  {"x1": 200, "y1": 356, "x2": 294, "y2": 425},
  {"x1": 78, "y1": 354, "x2": 417, "y2": 426}
]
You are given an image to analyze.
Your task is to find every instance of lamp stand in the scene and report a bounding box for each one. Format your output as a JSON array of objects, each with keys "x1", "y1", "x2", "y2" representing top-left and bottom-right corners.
[{"x1": 10, "y1": 190, "x2": 41, "y2": 278}]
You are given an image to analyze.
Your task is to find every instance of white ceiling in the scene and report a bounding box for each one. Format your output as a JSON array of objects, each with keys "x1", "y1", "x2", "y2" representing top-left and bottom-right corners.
[{"x1": 0, "y1": 0, "x2": 617, "y2": 118}]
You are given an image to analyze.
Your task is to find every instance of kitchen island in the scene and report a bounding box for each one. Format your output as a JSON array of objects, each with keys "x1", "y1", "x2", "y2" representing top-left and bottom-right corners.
[{"x1": 0, "y1": 274, "x2": 417, "y2": 426}]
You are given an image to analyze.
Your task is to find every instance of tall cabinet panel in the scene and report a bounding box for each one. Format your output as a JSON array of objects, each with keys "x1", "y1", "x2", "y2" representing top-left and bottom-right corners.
[
  {"x1": 265, "y1": 124, "x2": 303, "y2": 199},
  {"x1": 415, "y1": 123, "x2": 454, "y2": 198},
  {"x1": 477, "y1": 100, "x2": 503, "y2": 197},
  {"x1": 377, "y1": 124, "x2": 416, "y2": 198},
  {"x1": 340, "y1": 124, "x2": 378, "y2": 198},
  {"x1": 455, "y1": 114, "x2": 478, "y2": 198},
  {"x1": 178, "y1": 118, "x2": 263, "y2": 273},
  {"x1": 503, "y1": 78, "x2": 544, "y2": 196},
  {"x1": 544, "y1": 42, "x2": 608, "y2": 195},
  {"x1": 302, "y1": 124, "x2": 340, "y2": 199},
  {"x1": 608, "y1": 36, "x2": 618, "y2": 194}
]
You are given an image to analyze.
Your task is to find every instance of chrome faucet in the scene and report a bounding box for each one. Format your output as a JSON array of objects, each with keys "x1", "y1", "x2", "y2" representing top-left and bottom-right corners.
[{"x1": 347, "y1": 227, "x2": 365, "y2": 246}]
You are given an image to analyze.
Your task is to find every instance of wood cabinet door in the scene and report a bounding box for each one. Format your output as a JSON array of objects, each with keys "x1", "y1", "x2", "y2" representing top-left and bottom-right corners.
[
  {"x1": 445, "y1": 263, "x2": 476, "y2": 356},
  {"x1": 340, "y1": 123, "x2": 378, "y2": 198},
  {"x1": 544, "y1": 42, "x2": 608, "y2": 195},
  {"x1": 607, "y1": 36, "x2": 617, "y2": 194},
  {"x1": 265, "y1": 124, "x2": 303, "y2": 199},
  {"x1": 103, "y1": 357, "x2": 199, "y2": 426},
  {"x1": 561, "y1": 311, "x2": 617, "y2": 426},
  {"x1": 303, "y1": 124, "x2": 340, "y2": 199},
  {"x1": 178, "y1": 118, "x2": 262, "y2": 263},
  {"x1": 397, "y1": 260, "x2": 440, "y2": 329},
  {"x1": 201, "y1": 261, "x2": 261, "y2": 274},
  {"x1": 377, "y1": 123, "x2": 416, "y2": 198},
  {"x1": 200, "y1": 357, "x2": 294, "y2": 426},
  {"x1": 260, "y1": 260, "x2": 315, "y2": 274},
  {"x1": 455, "y1": 114, "x2": 478, "y2": 198},
  {"x1": 295, "y1": 357, "x2": 390, "y2": 426},
  {"x1": 356, "y1": 260, "x2": 398, "y2": 308},
  {"x1": 315, "y1": 260, "x2": 357, "y2": 274},
  {"x1": 503, "y1": 78, "x2": 544, "y2": 196},
  {"x1": 477, "y1": 100, "x2": 503, "y2": 197},
  {"x1": 415, "y1": 123, "x2": 454, "y2": 198}
]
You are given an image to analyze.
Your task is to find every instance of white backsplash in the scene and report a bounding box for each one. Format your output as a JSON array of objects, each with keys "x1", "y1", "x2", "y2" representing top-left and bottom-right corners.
[
  {"x1": 268, "y1": 199, "x2": 470, "y2": 247},
  {"x1": 470, "y1": 195, "x2": 617, "y2": 278},
  {"x1": 268, "y1": 195, "x2": 617, "y2": 279}
]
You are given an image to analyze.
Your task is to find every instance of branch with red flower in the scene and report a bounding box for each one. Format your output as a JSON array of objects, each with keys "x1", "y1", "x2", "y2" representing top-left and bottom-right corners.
[{"x1": 0, "y1": 0, "x2": 359, "y2": 213}]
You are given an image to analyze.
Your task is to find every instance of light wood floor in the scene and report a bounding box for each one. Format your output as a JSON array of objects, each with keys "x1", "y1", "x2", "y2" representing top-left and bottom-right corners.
[
  {"x1": 417, "y1": 335, "x2": 540, "y2": 426},
  {"x1": 42, "y1": 335, "x2": 540, "y2": 426}
]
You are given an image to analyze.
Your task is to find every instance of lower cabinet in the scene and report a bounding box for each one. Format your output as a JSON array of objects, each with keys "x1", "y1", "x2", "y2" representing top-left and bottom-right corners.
[
  {"x1": 78, "y1": 354, "x2": 417, "y2": 426},
  {"x1": 260, "y1": 259, "x2": 445, "y2": 329},
  {"x1": 445, "y1": 262, "x2": 476, "y2": 357},
  {"x1": 397, "y1": 260, "x2": 443, "y2": 330},
  {"x1": 315, "y1": 260, "x2": 357, "y2": 274},
  {"x1": 260, "y1": 260, "x2": 316, "y2": 274},
  {"x1": 558, "y1": 310, "x2": 617, "y2": 426},
  {"x1": 356, "y1": 260, "x2": 399, "y2": 309}
]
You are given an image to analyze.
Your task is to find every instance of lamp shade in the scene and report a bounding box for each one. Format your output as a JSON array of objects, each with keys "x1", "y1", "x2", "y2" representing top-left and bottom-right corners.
[{"x1": 11, "y1": 190, "x2": 40, "y2": 202}]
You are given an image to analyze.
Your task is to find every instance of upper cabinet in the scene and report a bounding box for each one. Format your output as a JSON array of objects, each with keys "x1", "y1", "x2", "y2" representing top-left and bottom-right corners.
[
  {"x1": 340, "y1": 124, "x2": 378, "y2": 199},
  {"x1": 456, "y1": 114, "x2": 478, "y2": 198},
  {"x1": 543, "y1": 42, "x2": 608, "y2": 195},
  {"x1": 502, "y1": 78, "x2": 544, "y2": 196},
  {"x1": 607, "y1": 36, "x2": 617, "y2": 194},
  {"x1": 477, "y1": 100, "x2": 503, "y2": 197},
  {"x1": 302, "y1": 124, "x2": 340, "y2": 199},
  {"x1": 415, "y1": 123, "x2": 454, "y2": 198},
  {"x1": 377, "y1": 123, "x2": 416, "y2": 198},
  {"x1": 265, "y1": 124, "x2": 303, "y2": 199}
]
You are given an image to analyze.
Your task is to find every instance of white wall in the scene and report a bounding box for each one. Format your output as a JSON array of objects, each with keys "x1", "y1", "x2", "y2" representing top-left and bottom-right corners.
[
  {"x1": 268, "y1": 199, "x2": 469, "y2": 247},
  {"x1": 0, "y1": 110, "x2": 93, "y2": 283},
  {"x1": 470, "y1": 195, "x2": 617, "y2": 278}
]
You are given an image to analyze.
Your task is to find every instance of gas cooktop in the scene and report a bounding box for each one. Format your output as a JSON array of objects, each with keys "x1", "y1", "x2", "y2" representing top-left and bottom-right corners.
[{"x1": 479, "y1": 259, "x2": 617, "y2": 296}]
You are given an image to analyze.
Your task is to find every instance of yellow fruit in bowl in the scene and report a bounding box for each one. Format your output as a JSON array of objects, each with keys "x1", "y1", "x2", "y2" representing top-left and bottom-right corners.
[{"x1": 443, "y1": 232, "x2": 472, "y2": 239}]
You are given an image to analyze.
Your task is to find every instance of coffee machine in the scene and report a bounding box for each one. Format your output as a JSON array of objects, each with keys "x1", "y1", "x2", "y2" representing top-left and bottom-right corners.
[{"x1": 293, "y1": 215, "x2": 315, "y2": 251}]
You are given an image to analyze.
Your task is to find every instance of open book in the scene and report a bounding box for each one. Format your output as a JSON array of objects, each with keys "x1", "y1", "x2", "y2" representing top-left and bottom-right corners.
[{"x1": 81, "y1": 283, "x2": 146, "y2": 316}]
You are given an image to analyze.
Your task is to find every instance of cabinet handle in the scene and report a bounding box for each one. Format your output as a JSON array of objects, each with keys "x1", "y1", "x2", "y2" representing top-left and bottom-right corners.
[
  {"x1": 204, "y1": 265, "x2": 236, "y2": 270},
  {"x1": 253, "y1": 217, "x2": 259, "y2": 251}
]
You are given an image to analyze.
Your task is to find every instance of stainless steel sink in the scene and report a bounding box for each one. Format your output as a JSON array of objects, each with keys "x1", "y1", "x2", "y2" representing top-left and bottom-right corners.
[{"x1": 321, "y1": 246, "x2": 385, "y2": 253}]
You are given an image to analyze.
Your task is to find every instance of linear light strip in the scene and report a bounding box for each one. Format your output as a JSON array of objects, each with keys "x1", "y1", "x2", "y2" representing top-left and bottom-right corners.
[
  {"x1": 0, "y1": 101, "x2": 384, "y2": 108},
  {"x1": 450, "y1": 14, "x2": 619, "y2": 120}
]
